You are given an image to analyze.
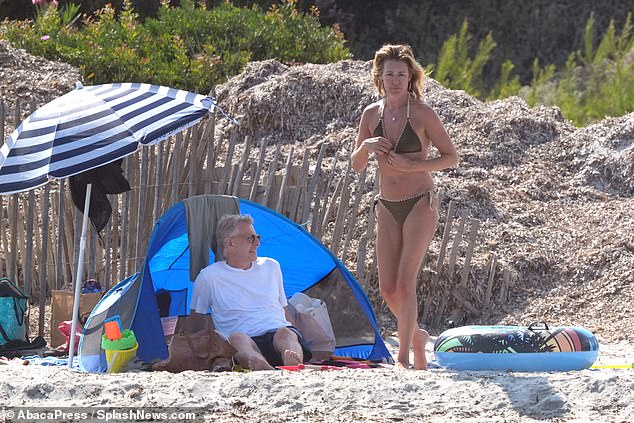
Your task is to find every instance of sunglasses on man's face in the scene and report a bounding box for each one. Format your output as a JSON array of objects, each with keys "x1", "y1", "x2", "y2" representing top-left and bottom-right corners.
[{"x1": 231, "y1": 234, "x2": 261, "y2": 244}]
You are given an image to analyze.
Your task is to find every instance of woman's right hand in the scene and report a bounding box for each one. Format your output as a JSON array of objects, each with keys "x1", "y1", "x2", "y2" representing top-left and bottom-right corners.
[{"x1": 362, "y1": 136, "x2": 393, "y2": 156}]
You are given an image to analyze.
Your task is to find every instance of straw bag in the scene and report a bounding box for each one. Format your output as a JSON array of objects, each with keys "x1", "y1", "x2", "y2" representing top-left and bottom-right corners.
[
  {"x1": 152, "y1": 314, "x2": 236, "y2": 373},
  {"x1": 288, "y1": 293, "x2": 336, "y2": 361}
]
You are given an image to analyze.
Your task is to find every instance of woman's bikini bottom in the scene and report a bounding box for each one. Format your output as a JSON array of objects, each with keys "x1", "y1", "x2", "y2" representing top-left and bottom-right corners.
[{"x1": 376, "y1": 190, "x2": 438, "y2": 227}]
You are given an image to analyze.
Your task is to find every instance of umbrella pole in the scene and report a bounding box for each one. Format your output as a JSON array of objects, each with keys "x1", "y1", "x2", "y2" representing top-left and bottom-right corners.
[{"x1": 67, "y1": 183, "x2": 92, "y2": 369}]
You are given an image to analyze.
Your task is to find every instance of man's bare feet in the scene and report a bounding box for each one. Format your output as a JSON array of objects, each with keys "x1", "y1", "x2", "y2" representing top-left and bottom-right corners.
[
  {"x1": 413, "y1": 328, "x2": 429, "y2": 370},
  {"x1": 248, "y1": 355, "x2": 274, "y2": 371},
  {"x1": 282, "y1": 349, "x2": 302, "y2": 366}
]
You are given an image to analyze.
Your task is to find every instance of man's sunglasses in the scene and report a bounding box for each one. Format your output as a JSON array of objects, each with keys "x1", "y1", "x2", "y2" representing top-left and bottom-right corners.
[{"x1": 231, "y1": 234, "x2": 261, "y2": 244}]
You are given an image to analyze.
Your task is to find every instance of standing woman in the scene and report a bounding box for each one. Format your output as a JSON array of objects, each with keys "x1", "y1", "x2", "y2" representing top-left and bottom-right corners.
[{"x1": 351, "y1": 44, "x2": 458, "y2": 369}]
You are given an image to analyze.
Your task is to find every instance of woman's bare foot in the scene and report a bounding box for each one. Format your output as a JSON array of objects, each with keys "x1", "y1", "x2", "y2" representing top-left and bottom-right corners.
[
  {"x1": 394, "y1": 361, "x2": 410, "y2": 370},
  {"x1": 282, "y1": 349, "x2": 302, "y2": 366},
  {"x1": 413, "y1": 328, "x2": 429, "y2": 370},
  {"x1": 248, "y1": 355, "x2": 274, "y2": 371}
]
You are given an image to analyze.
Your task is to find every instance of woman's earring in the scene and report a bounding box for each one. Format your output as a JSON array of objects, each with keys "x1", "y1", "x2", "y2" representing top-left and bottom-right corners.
[{"x1": 408, "y1": 80, "x2": 412, "y2": 92}]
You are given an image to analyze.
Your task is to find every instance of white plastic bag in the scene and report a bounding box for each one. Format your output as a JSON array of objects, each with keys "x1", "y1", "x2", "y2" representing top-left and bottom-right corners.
[{"x1": 288, "y1": 292, "x2": 336, "y2": 360}]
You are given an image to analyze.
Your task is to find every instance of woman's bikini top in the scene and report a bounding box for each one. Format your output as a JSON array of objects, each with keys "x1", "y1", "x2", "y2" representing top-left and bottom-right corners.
[{"x1": 372, "y1": 96, "x2": 422, "y2": 153}]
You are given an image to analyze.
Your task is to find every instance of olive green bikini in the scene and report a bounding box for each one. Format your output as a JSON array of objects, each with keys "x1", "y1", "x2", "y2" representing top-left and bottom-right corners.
[
  {"x1": 373, "y1": 97, "x2": 436, "y2": 226},
  {"x1": 372, "y1": 96, "x2": 422, "y2": 154},
  {"x1": 376, "y1": 191, "x2": 438, "y2": 227}
]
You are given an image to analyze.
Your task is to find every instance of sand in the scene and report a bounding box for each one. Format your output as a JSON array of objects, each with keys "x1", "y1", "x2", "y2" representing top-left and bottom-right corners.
[{"x1": 1, "y1": 340, "x2": 632, "y2": 422}]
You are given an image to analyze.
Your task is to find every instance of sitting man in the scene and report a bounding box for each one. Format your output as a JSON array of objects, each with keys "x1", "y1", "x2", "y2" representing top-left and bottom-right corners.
[{"x1": 190, "y1": 214, "x2": 312, "y2": 370}]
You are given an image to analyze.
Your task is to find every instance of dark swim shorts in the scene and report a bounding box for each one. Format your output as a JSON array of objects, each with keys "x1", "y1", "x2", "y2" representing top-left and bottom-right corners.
[{"x1": 250, "y1": 326, "x2": 312, "y2": 366}]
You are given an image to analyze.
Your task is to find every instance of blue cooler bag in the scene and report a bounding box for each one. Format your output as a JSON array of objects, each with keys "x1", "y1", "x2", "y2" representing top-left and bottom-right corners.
[{"x1": 0, "y1": 277, "x2": 28, "y2": 346}]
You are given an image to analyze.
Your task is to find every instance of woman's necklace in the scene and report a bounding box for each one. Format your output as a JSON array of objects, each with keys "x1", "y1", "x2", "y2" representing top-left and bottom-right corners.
[{"x1": 385, "y1": 97, "x2": 406, "y2": 122}]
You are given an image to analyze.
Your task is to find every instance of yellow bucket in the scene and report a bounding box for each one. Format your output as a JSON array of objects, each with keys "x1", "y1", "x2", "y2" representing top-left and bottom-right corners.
[{"x1": 105, "y1": 343, "x2": 138, "y2": 373}]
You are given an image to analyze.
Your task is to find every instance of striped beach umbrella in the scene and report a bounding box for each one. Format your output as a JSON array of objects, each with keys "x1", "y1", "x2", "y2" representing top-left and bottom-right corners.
[
  {"x1": 0, "y1": 81, "x2": 235, "y2": 367},
  {"x1": 0, "y1": 81, "x2": 231, "y2": 194}
]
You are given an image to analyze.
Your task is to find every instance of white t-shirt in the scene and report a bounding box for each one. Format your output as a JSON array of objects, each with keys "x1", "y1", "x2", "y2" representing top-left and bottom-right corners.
[{"x1": 190, "y1": 257, "x2": 290, "y2": 338}]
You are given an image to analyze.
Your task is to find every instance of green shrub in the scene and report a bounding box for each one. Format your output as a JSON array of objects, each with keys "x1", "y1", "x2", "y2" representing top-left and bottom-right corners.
[
  {"x1": 432, "y1": 15, "x2": 634, "y2": 127},
  {"x1": 528, "y1": 13, "x2": 634, "y2": 126},
  {"x1": 0, "y1": 0, "x2": 349, "y2": 93},
  {"x1": 433, "y1": 19, "x2": 496, "y2": 98}
]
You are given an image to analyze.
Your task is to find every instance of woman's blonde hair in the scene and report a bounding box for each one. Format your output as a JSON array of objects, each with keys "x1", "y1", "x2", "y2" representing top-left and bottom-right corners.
[{"x1": 372, "y1": 44, "x2": 425, "y2": 100}]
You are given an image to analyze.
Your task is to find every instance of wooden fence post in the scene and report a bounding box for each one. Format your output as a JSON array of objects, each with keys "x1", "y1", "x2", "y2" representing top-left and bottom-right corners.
[
  {"x1": 363, "y1": 172, "x2": 380, "y2": 290},
  {"x1": 170, "y1": 134, "x2": 181, "y2": 204},
  {"x1": 219, "y1": 132, "x2": 237, "y2": 195},
  {"x1": 291, "y1": 147, "x2": 311, "y2": 222},
  {"x1": 233, "y1": 136, "x2": 252, "y2": 196},
  {"x1": 0, "y1": 99, "x2": 5, "y2": 146},
  {"x1": 422, "y1": 201, "x2": 457, "y2": 323},
  {"x1": 262, "y1": 144, "x2": 280, "y2": 208},
  {"x1": 342, "y1": 168, "x2": 366, "y2": 259},
  {"x1": 301, "y1": 142, "x2": 326, "y2": 224},
  {"x1": 485, "y1": 253, "x2": 497, "y2": 306},
  {"x1": 249, "y1": 140, "x2": 267, "y2": 201},
  {"x1": 331, "y1": 161, "x2": 351, "y2": 258},
  {"x1": 276, "y1": 146, "x2": 294, "y2": 213},
  {"x1": 460, "y1": 218, "x2": 480, "y2": 288},
  {"x1": 499, "y1": 268, "x2": 511, "y2": 302},
  {"x1": 447, "y1": 210, "x2": 467, "y2": 277}
]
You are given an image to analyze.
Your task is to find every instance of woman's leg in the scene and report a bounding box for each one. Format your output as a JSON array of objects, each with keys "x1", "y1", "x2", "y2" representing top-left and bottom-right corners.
[
  {"x1": 398, "y1": 198, "x2": 438, "y2": 369},
  {"x1": 376, "y1": 203, "x2": 409, "y2": 364}
]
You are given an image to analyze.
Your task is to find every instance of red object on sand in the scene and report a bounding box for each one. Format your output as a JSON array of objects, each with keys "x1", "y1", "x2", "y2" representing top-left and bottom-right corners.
[
  {"x1": 57, "y1": 320, "x2": 82, "y2": 354},
  {"x1": 277, "y1": 364, "x2": 344, "y2": 371}
]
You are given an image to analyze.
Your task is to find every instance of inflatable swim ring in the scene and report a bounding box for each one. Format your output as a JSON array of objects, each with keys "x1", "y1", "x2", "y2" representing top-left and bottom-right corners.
[{"x1": 434, "y1": 323, "x2": 599, "y2": 372}]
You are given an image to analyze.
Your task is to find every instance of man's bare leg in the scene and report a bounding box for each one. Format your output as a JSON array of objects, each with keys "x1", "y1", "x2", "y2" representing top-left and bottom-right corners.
[
  {"x1": 273, "y1": 327, "x2": 303, "y2": 366},
  {"x1": 228, "y1": 333, "x2": 274, "y2": 371}
]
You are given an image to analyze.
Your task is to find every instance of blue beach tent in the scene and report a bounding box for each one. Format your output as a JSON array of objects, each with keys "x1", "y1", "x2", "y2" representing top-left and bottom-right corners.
[{"x1": 79, "y1": 196, "x2": 391, "y2": 372}]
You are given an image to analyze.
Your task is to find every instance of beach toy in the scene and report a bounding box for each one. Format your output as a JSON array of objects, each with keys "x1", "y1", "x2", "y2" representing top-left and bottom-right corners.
[
  {"x1": 434, "y1": 323, "x2": 599, "y2": 372},
  {"x1": 103, "y1": 315, "x2": 122, "y2": 341},
  {"x1": 591, "y1": 363, "x2": 634, "y2": 369},
  {"x1": 101, "y1": 329, "x2": 137, "y2": 373}
]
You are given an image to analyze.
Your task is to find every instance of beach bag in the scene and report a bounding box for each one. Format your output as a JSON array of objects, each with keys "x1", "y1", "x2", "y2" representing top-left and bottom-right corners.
[
  {"x1": 152, "y1": 314, "x2": 236, "y2": 373},
  {"x1": 288, "y1": 292, "x2": 336, "y2": 361},
  {"x1": 0, "y1": 277, "x2": 28, "y2": 346}
]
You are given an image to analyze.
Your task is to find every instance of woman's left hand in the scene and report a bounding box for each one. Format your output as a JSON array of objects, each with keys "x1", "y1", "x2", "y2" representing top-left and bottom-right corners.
[{"x1": 386, "y1": 151, "x2": 418, "y2": 171}]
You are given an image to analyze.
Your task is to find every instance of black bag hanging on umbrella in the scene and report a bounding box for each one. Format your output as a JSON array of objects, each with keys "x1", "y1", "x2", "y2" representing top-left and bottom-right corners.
[{"x1": 69, "y1": 158, "x2": 131, "y2": 233}]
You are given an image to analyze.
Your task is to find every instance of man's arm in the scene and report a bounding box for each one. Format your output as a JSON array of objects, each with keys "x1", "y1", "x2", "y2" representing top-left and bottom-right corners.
[{"x1": 284, "y1": 306, "x2": 295, "y2": 326}]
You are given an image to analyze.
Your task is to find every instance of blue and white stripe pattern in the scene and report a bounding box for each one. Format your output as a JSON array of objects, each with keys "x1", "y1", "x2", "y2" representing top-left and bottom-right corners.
[{"x1": 0, "y1": 82, "x2": 226, "y2": 195}]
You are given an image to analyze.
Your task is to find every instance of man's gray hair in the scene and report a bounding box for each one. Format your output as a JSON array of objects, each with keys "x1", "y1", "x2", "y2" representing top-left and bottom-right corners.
[{"x1": 216, "y1": 214, "x2": 253, "y2": 253}]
